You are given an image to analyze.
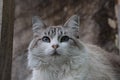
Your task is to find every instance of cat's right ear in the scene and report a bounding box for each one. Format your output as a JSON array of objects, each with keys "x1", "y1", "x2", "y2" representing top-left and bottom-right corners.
[{"x1": 32, "y1": 16, "x2": 47, "y2": 36}]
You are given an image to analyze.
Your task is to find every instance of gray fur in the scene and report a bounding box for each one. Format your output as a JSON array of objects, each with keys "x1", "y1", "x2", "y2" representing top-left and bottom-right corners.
[{"x1": 28, "y1": 15, "x2": 117, "y2": 80}]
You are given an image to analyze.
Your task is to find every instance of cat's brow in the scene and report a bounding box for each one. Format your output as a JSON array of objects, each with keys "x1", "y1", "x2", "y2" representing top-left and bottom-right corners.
[{"x1": 44, "y1": 27, "x2": 65, "y2": 38}]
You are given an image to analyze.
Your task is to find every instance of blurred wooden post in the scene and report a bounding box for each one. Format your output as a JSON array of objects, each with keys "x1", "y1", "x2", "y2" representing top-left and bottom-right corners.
[
  {"x1": 0, "y1": 0, "x2": 15, "y2": 80},
  {"x1": 116, "y1": 0, "x2": 120, "y2": 53}
]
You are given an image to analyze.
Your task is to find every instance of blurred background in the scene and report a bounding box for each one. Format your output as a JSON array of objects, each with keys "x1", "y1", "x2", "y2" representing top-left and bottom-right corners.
[{"x1": 1, "y1": 0, "x2": 117, "y2": 80}]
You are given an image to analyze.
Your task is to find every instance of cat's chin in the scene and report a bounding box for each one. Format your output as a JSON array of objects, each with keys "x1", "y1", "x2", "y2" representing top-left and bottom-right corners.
[
  {"x1": 50, "y1": 51, "x2": 61, "y2": 56},
  {"x1": 42, "y1": 52, "x2": 68, "y2": 65}
]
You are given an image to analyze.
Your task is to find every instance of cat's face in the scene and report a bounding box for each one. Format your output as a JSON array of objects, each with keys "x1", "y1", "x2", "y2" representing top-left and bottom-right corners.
[{"x1": 28, "y1": 15, "x2": 83, "y2": 68}]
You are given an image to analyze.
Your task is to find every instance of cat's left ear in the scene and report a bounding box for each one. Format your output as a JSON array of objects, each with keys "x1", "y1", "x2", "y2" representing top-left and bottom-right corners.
[{"x1": 63, "y1": 15, "x2": 80, "y2": 32}]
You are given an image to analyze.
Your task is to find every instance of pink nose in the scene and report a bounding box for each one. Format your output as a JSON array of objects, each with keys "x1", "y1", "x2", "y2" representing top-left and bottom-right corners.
[{"x1": 52, "y1": 44, "x2": 59, "y2": 49}]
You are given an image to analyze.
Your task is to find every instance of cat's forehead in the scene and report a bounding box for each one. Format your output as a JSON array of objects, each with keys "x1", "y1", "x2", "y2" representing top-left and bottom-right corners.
[{"x1": 44, "y1": 26, "x2": 66, "y2": 38}]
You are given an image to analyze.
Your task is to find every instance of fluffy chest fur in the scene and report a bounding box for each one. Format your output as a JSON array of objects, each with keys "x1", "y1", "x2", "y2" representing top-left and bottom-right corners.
[
  {"x1": 29, "y1": 45, "x2": 116, "y2": 80},
  {"x1": 30, "y1": 51, "x2": 89, "y2": 80}
]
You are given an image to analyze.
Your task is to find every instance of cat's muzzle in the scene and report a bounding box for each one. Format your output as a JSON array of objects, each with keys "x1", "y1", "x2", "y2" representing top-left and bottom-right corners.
[{"x1": 51, "y1": 50, "x2": 60, "y2": 56}]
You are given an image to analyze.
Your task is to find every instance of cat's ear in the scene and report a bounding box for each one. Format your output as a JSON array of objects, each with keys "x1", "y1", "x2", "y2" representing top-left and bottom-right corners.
[
  {"x1": 64, "y1": 15, "x2": 79, "y2": 31},
  {"x1": 32, "y1": 16, "x2": 47, "y2": 35},
  {"x1": 64, "y1": 15, "x2": 80, "y2": 38}
]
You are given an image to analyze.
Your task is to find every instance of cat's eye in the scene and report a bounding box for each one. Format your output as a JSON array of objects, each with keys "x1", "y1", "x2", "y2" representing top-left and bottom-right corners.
[
  {"x1": 60, "y1": 36, "x2": 70, "y2": 42},
  {"x1": 42, "y1": 36, "x2": 50, "y2": 43}
]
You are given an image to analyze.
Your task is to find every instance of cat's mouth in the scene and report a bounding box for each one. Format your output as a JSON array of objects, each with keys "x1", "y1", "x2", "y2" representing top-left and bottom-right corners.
[{"x1": 51, "y1": 50, "x2": 60, "y2": 56}]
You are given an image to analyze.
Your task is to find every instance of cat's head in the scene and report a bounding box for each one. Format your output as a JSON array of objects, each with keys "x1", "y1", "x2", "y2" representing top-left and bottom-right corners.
[{"x1": 28, "y1": 15, "x2": 85, "y2": 68}]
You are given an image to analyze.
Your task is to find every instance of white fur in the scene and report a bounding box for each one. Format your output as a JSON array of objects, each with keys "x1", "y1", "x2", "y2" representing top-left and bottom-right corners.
[{"x1": 28, "y1": 39, "x2": 116, "y2": 80}]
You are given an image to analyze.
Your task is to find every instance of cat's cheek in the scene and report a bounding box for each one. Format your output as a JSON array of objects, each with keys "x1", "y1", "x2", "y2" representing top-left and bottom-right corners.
[
  {"x1": 44, "y1": 48, "x2": 54, "y2": 56},
  {"x1": 57, "y1": 48, "x2": 68, "y2": 55},
  {"x1": 60, "y1": 42, "x2": 68, "y2": 47},
  {"x1": 39, "y1": 43, "x2": 50, "y2": 55}
]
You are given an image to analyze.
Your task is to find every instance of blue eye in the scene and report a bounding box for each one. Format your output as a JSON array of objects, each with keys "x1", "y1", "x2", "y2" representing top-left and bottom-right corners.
[
  {"x1": 60, "y1": 36, "x2": 69, "y2": 42},
  {"x1": 42, "y1": 36, "x2": 50, "y2": 43}
]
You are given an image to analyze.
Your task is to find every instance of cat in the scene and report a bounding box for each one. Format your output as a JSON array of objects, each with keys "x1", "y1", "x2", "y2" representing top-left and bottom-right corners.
[{"x1": 28, "y1": 15, "x2": 117, "y2": 80}]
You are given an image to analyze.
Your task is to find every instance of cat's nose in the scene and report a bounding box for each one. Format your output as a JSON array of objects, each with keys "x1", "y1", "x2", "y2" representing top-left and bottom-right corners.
[{"x1": 52, "y1": 44, "x2": 59, "y2": 49}]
